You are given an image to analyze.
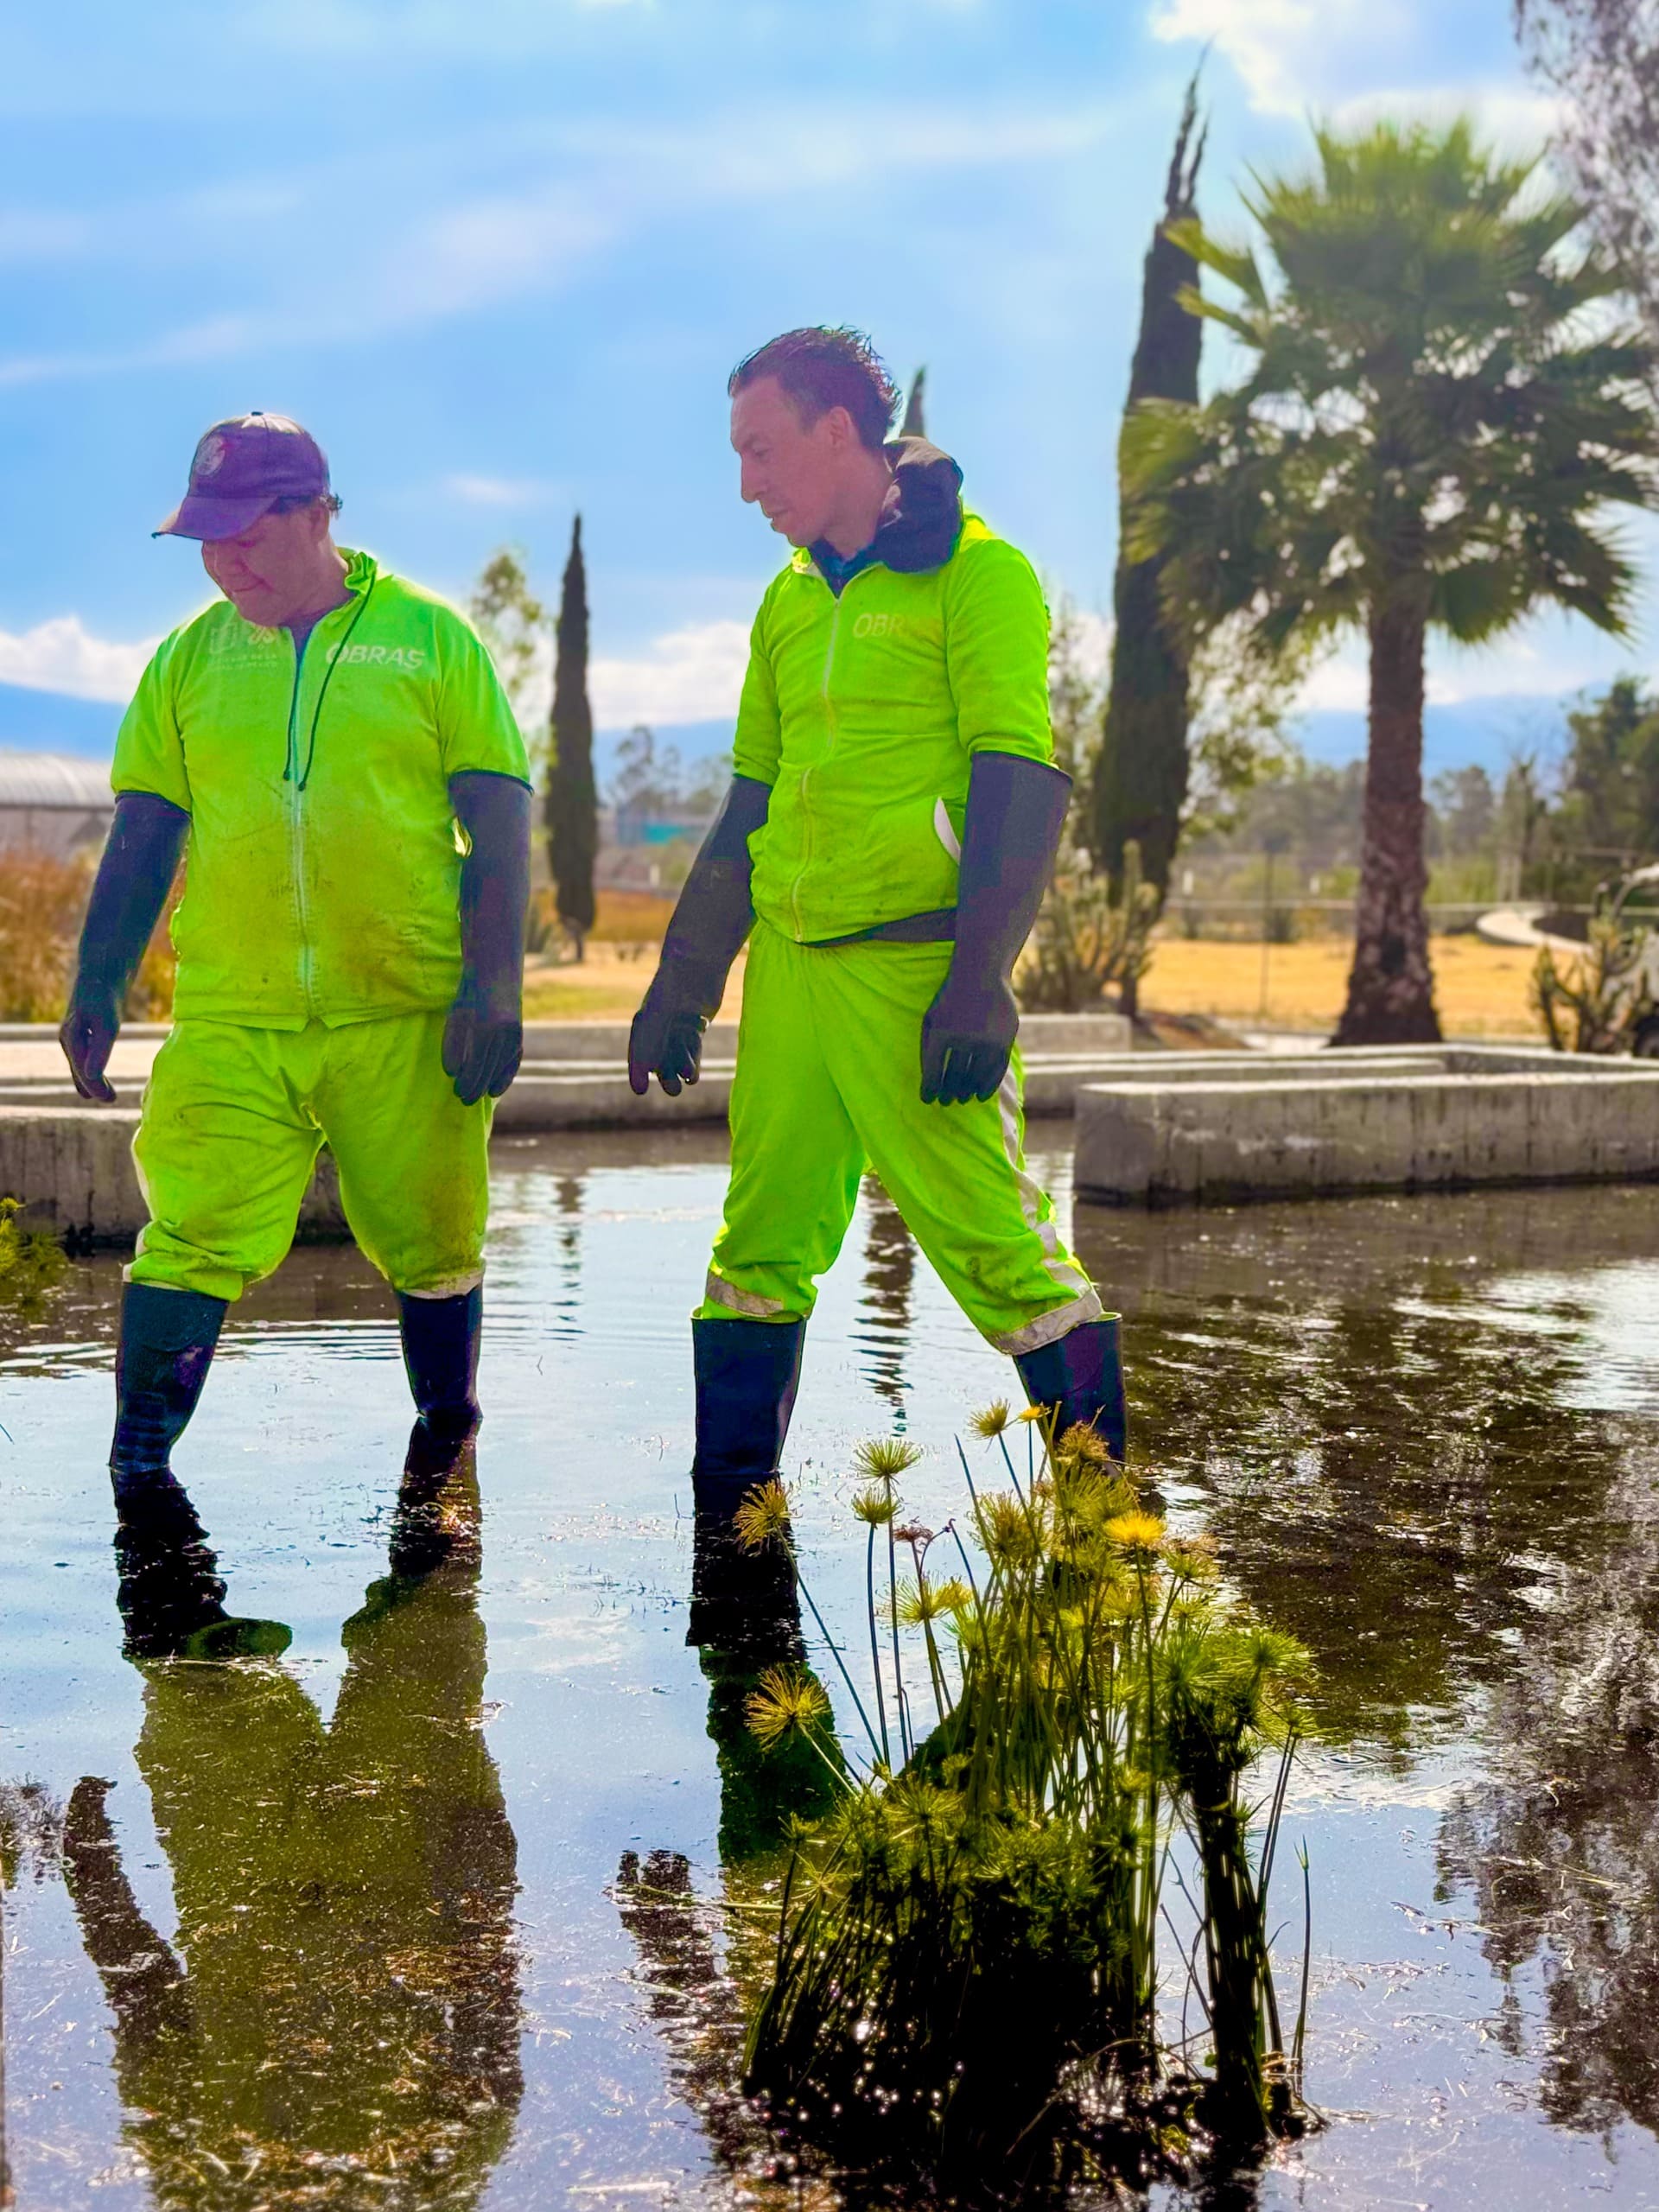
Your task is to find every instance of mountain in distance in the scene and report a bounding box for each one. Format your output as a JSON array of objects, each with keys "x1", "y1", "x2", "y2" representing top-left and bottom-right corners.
[
  {"x1": 0, "y1": 683, "x2": 1586, "y2": 791},
  {"x1": 1299, "y1": 696, "x2": 1577, "y2": 781}
]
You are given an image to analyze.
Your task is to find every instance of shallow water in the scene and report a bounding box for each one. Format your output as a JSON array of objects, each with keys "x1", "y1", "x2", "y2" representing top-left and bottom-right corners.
[{"x1": 4, "y1": 1128, "x2": 1659, "y2": 2209}]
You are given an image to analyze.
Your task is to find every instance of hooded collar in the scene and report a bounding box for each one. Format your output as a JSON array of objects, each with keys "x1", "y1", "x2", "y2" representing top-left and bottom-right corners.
[{"x1": 804, "y1": 438, "x2": 964, "y2": 590}]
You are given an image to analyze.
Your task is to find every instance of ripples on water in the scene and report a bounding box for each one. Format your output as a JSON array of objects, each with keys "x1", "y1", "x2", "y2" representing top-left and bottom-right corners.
[{"x1": 3, "y1": 1129, "x2": 1659, "y2": 2207}]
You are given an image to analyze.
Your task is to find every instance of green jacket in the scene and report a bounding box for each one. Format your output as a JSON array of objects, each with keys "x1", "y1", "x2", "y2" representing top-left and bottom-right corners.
[
  {"x1": 112, "y1": 550, "x2": 530, "y2": 1029},
  {"x1": 732, "y1": 490, "x2": 1054, "y2": 944}
]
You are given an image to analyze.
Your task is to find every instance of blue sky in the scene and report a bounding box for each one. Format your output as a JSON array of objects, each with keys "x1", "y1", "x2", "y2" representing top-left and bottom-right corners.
[{"x1": 1, "y1": 0, "x2": 1648, "y2": 768}]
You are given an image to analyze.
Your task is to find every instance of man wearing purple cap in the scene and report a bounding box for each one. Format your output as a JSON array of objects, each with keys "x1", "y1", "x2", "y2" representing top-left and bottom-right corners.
[{"x1": 60, "y1": 413, "x2": 531, "y2": 1610}]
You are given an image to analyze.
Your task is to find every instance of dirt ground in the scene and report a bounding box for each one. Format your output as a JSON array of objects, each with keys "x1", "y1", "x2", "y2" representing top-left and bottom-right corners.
[{"x1": 1143, "y1": 933, "x2": 1541, "y2": 1039}]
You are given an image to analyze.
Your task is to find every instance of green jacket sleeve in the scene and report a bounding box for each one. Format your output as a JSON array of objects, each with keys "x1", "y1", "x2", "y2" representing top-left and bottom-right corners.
[
  {"x1": 436, "y1": 611, "x2": 533, "y2": 785},
  {"x1": 943, "y1": 537, "x2": 1055, "y2": 766},
  {"x1": 111, "y1": 635, "x2": 193, "y2": 813},
  {"x1": 731, "y1": 599, "x2": 781, "y2": 787}
]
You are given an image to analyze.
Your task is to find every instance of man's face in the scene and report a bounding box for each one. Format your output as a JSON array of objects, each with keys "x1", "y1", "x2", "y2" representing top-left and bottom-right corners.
[
  {"x1": 730, "y1": 378, "x2": 850, "y2": 548},
  {"x1": 200, "y1": 504, "x2": 330, "y2": 629}
]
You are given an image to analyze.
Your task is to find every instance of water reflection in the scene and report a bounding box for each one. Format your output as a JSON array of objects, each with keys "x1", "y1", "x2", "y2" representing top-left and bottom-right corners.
[
  {"x1": 550, "y1": 1171, "x2": 586, "y2": 1341},
  {"x1": 1, "y1": 1782, "x2": 65, "y2": 2212},
  {"x1": 1071, "y1": 1188, "x2": 1659, "y2": 1752},
  {"x1": 616, "y1": 1586, "x2": 840, "y2": 2202},
  {"x1": 63, "y1": 1438, "x2": 522, "y2": 2210},
  {"x1": 10, "y1": 1150, "x2": 1659, "y2": 2204},
  {"x1": 856, "y1": 1176, "x2": 915, "y2": 1422},
  {"x1": 1437, "y1": 1434, "x2": 1659, "y2": 2139}
]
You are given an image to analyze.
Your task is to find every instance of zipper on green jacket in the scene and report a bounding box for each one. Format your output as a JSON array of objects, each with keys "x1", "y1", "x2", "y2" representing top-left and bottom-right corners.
[
  {"x1": 284, "y1": 634, "x2": 315, "y2": 1015},
  {"x1": 791, "y1": 569, "x2": 867, "y2": 941}
]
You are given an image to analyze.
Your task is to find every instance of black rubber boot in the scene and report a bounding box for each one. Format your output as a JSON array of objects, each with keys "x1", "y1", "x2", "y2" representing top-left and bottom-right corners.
[
  {"x1": 109, "y1": 1283, "x2": 227, "y2": 1477},
  {"x1": 688, "y1": 1316, "x2": 806, "y2": 1654},
  {"x1": 397, "y1": 1286, "x2": 482, "y2": 1446},
  {"x1": 111, "y1": 1468, "x2": 291, "y2": 1662},
  {"x1": 1014, "y1": 1315, "x2": 1128, "y2": 1462}
]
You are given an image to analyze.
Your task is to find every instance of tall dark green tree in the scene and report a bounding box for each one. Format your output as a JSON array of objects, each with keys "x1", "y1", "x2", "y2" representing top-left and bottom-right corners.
[
  {"x1": 1092, "y1": 75, "x2": 1206, "y2": 969},
  {"x1": 546, "y1": 515, "x2": 597, "y2": 962},
  {"x1": 901, "y1": 366, "x2": 927, "y2": 439}
]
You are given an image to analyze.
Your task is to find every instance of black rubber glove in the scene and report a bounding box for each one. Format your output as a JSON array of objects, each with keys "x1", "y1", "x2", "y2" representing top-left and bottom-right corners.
[
  {"x1": 446, "y1": 771, "x2": 532, "y2": 1107},
  {"x1": 60, "y1": 791, "x2": 189, "y2": 1103},
  {"x1": 920, "y1": 751, "x2": 1072, "y2": 1107},
  {"x1": 629, "y1": 776, "x2": 770, "y2": 1096}
]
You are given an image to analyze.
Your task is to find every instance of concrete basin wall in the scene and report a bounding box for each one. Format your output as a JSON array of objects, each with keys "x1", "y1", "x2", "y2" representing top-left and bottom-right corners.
[
  {"x1": 1076, "y1": 1054, "x2": 1659, "y2": 1205},
  {"x1": 0, "y1": 1107, "x2": 347, "y2": 1249}
]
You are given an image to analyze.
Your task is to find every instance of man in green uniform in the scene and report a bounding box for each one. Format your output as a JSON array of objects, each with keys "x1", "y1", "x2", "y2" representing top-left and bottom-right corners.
[
  {"x1": 629, "y1": 328, "x2": 1125, "y2": 1641},
  {"x1": 60, "y1": 412, "x2": 531, "y2": 1553}
]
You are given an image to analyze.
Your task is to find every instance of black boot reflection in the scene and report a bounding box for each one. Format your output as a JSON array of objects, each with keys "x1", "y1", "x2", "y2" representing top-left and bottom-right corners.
[
  {"x1": 67, "y1": 1433, "x2": 521, "y2": 2211},
  {"x1": 111, "y1": 1469, "x2": 292, "y2": 1662},
  {"x1": 687, "y1": 1505, "x2": 805, "y2": 1662},
  {"x1": 616, "y1": 1580, "x2": 842, "y2": 2185}
]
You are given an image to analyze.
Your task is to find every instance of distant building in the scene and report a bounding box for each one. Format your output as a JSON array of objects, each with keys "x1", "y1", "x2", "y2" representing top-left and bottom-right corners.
[
  {"x1": 611, "y1": 798, "x2": 718, "y2": 849},
  {"x1": 0, "y1": 753, "x2": 112, "y2": 859}
]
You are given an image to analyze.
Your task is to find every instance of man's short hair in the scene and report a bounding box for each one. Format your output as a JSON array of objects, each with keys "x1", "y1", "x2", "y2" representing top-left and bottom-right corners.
[{"x1": 728, "y1": 327, "x2": 899, "y2": 452}]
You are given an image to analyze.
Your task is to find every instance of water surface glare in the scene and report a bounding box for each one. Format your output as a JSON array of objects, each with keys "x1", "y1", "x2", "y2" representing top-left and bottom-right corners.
[{"x1": 3, "y1": 1128, "x2": 1659, "y2": 2208}]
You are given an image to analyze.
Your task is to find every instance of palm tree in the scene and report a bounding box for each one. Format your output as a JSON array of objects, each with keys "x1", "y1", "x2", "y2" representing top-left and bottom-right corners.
[{"x1": 1124, "y1": 118, "x2": 1659, "y2": 1043}]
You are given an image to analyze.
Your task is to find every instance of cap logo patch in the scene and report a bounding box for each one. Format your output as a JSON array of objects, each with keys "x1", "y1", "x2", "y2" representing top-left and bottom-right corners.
[{"x1": 194, "y1": 432, "x2": 227, "y2": 480}]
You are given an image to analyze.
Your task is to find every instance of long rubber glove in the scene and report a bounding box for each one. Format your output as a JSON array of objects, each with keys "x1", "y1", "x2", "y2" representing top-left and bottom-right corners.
[
  {"x1": 446, "y1": 771, "x2": 532, "y2": 1107},
  {"x1": 60, "y1": 791, "x2": 189, "y2": 1103},
  {"x1": 629, "y1": 776, "x2": 770, "y2": 1096},
  {"x1": 920, "y1": 751, "x2": 1072, "y2": 1107}
]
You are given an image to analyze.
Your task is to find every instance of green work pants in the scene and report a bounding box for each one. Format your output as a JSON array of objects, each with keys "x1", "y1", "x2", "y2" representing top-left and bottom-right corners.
[
  {"x1": 701, "y1": 921, "x2": 1101, "y2": 1354},
  {"x1": 130, "y1": 1012, "x2": 493, "y2": 1303}
]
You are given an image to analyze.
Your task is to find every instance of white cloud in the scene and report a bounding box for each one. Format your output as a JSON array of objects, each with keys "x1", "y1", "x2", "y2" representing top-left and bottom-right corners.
[
  {"x1": 1294, "y1": 616, "x2": 1656, "y2": 724},
  {"x1": 588, "y1": 618, "x2": 752, "y2": 728},
  {"x1": 0, "y1": 616, "x2": 158, "y2": 702},
  {"x1": 0, "y1": 93, "x2": 1124, "y2": 389},
  {"x1": 1332, "y1": 83, "x2": 1565, "y2": 156},
  {"x1": 1297, "y1": 647, "x2": 1369, "y2": 715},
  {"x1": 0, "y1": 314, "x2": 257, "y2": 391},
  {"x1": 1149, "y1": 0, "x2": 1358, "y2": 117},
  {"x1": 1148, "y1": 0, "x2": 1544, "y2": 130},
  {"x1": 0, "y1": 601, "x2": 741, "y2": 728},
  {"x1": 443, "y1": 473, "x2": 567, "y2": 509}
]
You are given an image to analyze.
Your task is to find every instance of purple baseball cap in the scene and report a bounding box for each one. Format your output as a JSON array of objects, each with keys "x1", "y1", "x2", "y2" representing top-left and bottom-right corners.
[{"x1": 154, "y1": 412, "x2": 332, "y2": 542}]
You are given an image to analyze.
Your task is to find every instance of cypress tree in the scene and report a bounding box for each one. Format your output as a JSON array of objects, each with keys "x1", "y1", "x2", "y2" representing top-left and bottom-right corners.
[
  {"x1": 1093, "y1": 75, "x2": 1207, "y2": 947},
  {"x1": 901, "y1": 366, "x2": 927, "y2": 439},
  {"x1": 546, "y1": 514, "x2": 598, "y2": 962}
]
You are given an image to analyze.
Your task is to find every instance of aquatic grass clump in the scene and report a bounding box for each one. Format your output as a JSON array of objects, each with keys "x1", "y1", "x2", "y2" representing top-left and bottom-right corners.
[
  {"x1": 0, "y1": 1198, "x2": 65, "y2": 1317},
  {"x1": 738, "y1": 1412, "x2": 1313, "y2": 2195}
]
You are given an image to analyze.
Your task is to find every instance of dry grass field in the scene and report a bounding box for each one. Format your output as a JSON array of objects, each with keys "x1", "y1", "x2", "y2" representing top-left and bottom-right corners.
[
  {"x1": 523, "y1": 894, "x2": 1544, "y2": 1040},
  {"x1": 523, "y1": 937, "x2": 747, "y2": 1023},
  {"x1": 1143, "y1": 933, "x2": 1542, "y2": 1039}
]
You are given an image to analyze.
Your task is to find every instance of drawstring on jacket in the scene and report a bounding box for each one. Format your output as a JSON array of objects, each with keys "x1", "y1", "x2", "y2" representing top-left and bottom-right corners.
[{"x1": 284, "y1": 574, "x2": 378, "y2": 791}]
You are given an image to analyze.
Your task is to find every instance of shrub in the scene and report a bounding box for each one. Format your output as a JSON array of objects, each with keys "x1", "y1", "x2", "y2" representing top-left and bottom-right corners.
[
  {"x1": 1019, "y1": 836, "x2": 1160, "y2": 1015},
  {"x1": 0, "y1": 848, "x2": 93, "y2": 1020},
  {"x1": 1532, "y1": 915, "x2": 1656, "y2": 1053}
]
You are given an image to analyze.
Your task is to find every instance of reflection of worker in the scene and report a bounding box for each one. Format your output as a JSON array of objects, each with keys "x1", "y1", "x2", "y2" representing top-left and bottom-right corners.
[
  {"x1": 59, "y1": 414, "x2": 531, "y2": 1499},
  {"x1": 64, "y1": 1442, "x2": 521, "y2": 2209},
  {"x1": 615, "y1": 1580, "x2": 838, "y2": 2177},
  {"x1": 630, "y1": 328, "x2": 1125, "y2": 1625}
]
